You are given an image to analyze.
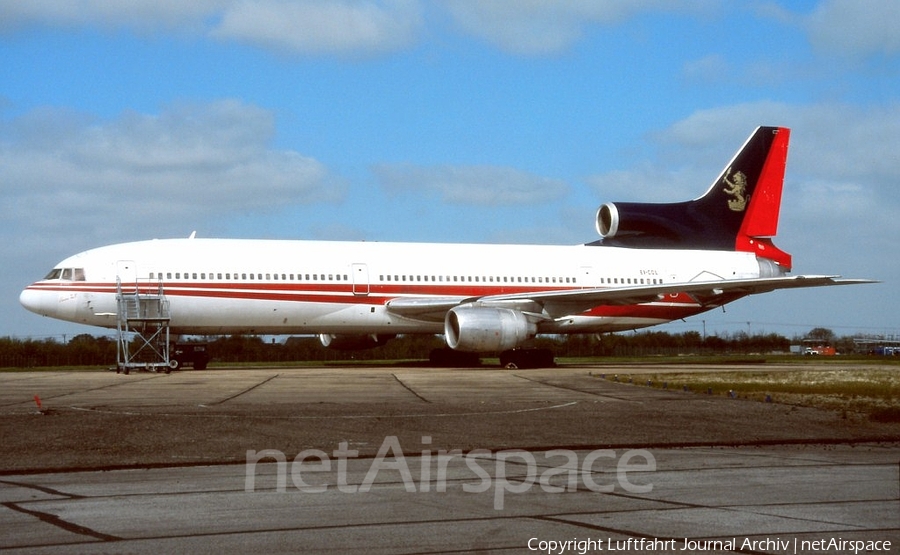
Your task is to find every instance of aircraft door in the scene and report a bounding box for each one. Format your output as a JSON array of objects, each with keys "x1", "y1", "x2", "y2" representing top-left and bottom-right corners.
[
  {"x1": 351, "y1": 263, "x2": 369, "y2": 296},
  {"x1": 117, "y1": 260, "x2": 137, "y2": 288},
  {"x1": 580, "y1": 266, "x2": 594, "y2": 289}
]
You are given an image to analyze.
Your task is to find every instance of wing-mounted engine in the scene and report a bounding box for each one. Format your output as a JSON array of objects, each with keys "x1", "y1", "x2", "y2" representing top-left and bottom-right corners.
[
  {"x1": 319, "y1": 333, "x2": 395, "y2": 350},
  {"x1": 444, "y1": 306, "x2": 536, "y2": 352},
  {"x1": 591, "y1": 126, "x2": 794, "y2": 270}
]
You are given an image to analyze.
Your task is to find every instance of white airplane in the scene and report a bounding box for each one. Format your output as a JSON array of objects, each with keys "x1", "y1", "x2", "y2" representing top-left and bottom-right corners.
[{"x1": 20, "y1": 127, "x2": 872, "y2": 366}]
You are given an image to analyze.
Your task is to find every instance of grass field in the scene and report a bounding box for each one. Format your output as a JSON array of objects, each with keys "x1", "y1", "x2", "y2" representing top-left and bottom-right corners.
[{"x1": 590, "y1": 359, "x2": 900, "y2": 421}]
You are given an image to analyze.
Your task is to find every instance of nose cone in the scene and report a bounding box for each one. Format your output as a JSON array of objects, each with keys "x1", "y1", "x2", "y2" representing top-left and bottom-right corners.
[{"x1": 20, "y1": 286, "x2": 51, "y2": 317}]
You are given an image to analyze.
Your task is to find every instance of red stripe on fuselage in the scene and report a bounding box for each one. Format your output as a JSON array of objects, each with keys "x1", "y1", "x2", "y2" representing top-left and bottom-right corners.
[{"x1": 24, "y1": 281, "x2": 732, "y2": 321}]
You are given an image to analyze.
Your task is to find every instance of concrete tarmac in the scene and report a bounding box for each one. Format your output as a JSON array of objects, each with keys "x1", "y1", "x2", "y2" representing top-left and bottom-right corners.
[{"x1": 0, "y1": 365, "x2": 898, "y2": 554}]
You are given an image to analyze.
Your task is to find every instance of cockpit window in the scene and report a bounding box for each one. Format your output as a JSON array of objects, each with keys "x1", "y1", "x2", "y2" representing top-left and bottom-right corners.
[{"x1": 43, "y1": 268, "x2": 86, "y2": 281}]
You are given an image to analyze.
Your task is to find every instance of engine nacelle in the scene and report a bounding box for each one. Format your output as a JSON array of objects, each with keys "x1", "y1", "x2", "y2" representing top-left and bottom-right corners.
[
  {"x1": 596, "y1": 201, "x2": 682, "y2": 239},
  {"x1": 594, "y1": 200, "x2": 727, "y2": 249},
  {"x1": 444, "y1": 306, "x2": 536, "y2": 352},
  {"x1": 595, "y1": 202, "x2": 620, "y2": 237},
  {"x1": 319, "y1": 333, "x2": 395, "y2": 350}
]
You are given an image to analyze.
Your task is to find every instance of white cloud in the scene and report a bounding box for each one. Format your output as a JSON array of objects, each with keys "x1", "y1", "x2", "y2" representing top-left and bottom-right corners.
[
  {"x1": 0, "y1": 0, "x2": 226, "y2": 32},
  {"x1": 596, "y1": 101, "x2": 900, "y2": 205},
  {"x1": 0, "y1": 0, "x2": 422, "y2": 56},
  {"x1": 805, "y1": 0, "x2": 900, "y2": 58},
  {"x1": 0, "y1": 0, "x2": 729, "y2": 58},
  {"x1": 374, "y1": 163, "x2": 568, "y2": 205},
  {"x1": 660, "y1": 101, "x2": 900, "y2": 192},
  {"x1": 440, "y1": 0, "x2": 715, "y2": 55},
  {"x1": 211, "y1": 0, "x2": 422, "y2": 56},
  {"x1": 586, "y1": 166, "x2": 709, "y2": 204},
  {"x1": 0, "y1": 100, "x2": 343, "y2": 247}
]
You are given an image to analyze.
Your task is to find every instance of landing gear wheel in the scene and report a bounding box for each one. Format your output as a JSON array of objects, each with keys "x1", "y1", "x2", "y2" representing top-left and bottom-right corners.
[{"x1": 499, "y1": 348, "x2": 555, "y2": 369}]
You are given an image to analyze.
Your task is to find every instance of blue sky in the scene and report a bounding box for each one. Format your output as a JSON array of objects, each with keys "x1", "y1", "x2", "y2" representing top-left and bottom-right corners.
[{"x1": 2, "y1": 0, "x2": 898, "y2": 342}]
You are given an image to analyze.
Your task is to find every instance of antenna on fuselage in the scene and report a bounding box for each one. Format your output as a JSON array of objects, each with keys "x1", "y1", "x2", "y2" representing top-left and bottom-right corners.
[{"x1": 188, "y1": 231, "x2": 197, "y2": 239}]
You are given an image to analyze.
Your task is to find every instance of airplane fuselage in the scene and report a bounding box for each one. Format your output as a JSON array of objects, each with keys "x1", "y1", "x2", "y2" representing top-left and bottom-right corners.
[{"x1": 20, "y1": 237, "x2": 767, "y2": 336}]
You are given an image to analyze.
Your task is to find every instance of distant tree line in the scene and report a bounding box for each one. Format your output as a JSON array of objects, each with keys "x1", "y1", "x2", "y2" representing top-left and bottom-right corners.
[
  {"x1": 0, "y1": 327, "x2": 875, "y2": 368},
  {"x1": 0, "y1": 334, "x2": 118, "y2": 368}
]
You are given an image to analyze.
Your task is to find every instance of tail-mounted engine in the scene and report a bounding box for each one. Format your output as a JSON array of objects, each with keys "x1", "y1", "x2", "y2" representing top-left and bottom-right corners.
[{"x1": 595, "y1": 201, "x2": 713, "y2": 246}]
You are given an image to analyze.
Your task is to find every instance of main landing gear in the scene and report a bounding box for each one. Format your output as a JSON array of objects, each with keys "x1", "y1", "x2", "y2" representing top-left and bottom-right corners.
[{"x1": 428, "y1": 347, "x2": 556, "y2": 369}]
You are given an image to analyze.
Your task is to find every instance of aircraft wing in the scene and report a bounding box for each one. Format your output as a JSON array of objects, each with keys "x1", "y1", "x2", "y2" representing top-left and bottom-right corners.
[
  {"x1": 386, "y1": 276, "x2": 877, "y2": 321},
  {"x1": 384, "y1": 296, "x2": 472, "y2": 321}
]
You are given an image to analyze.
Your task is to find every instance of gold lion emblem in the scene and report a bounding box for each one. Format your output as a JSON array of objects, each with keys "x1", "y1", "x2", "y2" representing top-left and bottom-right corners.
[{"x1": 723, "y1": 168, "x2": 748, "y2": 212}]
